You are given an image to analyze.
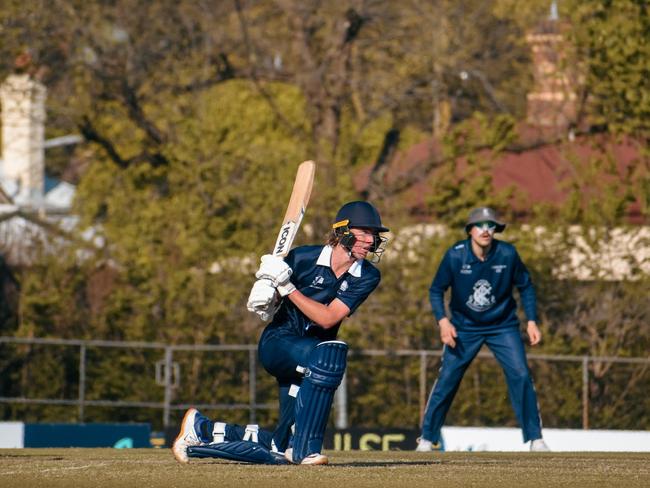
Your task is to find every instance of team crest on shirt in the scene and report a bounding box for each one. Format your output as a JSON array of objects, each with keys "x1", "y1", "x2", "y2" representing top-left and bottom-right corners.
[
  {"x1": 339, "y1": 280, "x2": 349, "y2": 292},
  {"x1": 466, "y1": 279, "x2": 495, "y2": 311},
  {"x1": 309, "y1": 275, "x2": 325, "y2": 289}
]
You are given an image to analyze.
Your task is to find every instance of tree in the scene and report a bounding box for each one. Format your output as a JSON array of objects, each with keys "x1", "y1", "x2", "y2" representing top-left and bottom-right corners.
[
  {"x1": 3, "y1": 0, "x2": 647, "y2": 429},
  {"x1": 566, "y1": 0, "x2": 650, "y2": 139}
]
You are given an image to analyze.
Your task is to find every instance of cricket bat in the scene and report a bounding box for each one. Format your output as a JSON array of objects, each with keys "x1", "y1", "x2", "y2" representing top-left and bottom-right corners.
[{"x1": 272, "y1": 160, "x2": 316, "y2": 257}]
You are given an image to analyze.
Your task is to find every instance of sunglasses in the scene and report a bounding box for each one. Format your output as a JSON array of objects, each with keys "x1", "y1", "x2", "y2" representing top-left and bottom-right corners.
[{"x1": 473, "y1": 221, "x2": 496, "y2": 232}]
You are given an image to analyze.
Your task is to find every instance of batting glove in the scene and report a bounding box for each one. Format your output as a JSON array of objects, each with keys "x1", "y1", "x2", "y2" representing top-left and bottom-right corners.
[
  {"x1": 276, "y1": 281, "x2": 296, "y2": 297},
  {"x1": 247, "y1": 278, "x2": 277, "y2": 312},
  {"x1": 255, "y1": 300, "x2": 280, "y2": 321},
  {"x1": 255, "y1": 255, "x2": 293, "y2": 287}
]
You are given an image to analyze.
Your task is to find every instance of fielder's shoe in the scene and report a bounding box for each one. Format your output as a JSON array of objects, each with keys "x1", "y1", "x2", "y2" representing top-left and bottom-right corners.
[
  {"x1": 415, "y1": 438, "x2": 434, "y2": 452},
  {"x1": 172, "y1": 408, "x2": 202, "y2": 464},
  {"x1": 530, "y1": 438, "x2": 551, "y2": 452},
  {"x1": 284, "y1": 448, "x2": 329, "y2": 465}
]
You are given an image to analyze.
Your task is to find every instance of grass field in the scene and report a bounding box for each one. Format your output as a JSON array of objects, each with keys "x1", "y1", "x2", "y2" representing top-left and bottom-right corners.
[{"x1": 1, "y1": 449, "x2": 649, "y2": 488}]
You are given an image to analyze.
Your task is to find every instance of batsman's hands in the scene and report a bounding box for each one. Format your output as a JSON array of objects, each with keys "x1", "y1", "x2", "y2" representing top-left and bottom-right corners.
[
  {"x1": 247, "y1": 278, "x2": 277, "y2": 311},
  {"x1": 255, "y1": 301, "x2": 280, "y2": 322},
  {"x1": 255, "y1": 255, "x2": 296, "y2": 297},
  {"x1": 527, "y1": 321, "x2": 542, "y2": 346},
  {"x1": 439, "y1": 317, "x2": 457, "y2": 348},
  {"x1": 247, "y1": 279, "x2": 280, "y2": 321}
]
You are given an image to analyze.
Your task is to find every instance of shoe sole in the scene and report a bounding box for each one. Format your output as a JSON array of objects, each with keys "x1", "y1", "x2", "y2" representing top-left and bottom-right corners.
[
  {"x1": 284, "y1": 449, "x2": 329, "y2": 465},
  {"x1": 300, "y1": 454, "x2": 329, "y2": 465},
  {"x1": 172, "y1": 408, "x2": 197, "y2": 464}
]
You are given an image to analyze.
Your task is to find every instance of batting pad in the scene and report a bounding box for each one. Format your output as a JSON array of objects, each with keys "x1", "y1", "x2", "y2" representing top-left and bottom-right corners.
[
  {"x1": 291, "y1": 340, "x2": 348, "y2": 463},
  {"x1": 187, "y1": 440, "x2": 289, "y2": 465}
]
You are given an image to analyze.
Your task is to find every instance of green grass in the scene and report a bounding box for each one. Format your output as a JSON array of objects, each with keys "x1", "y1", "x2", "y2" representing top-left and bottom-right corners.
[{"x1": 1, "y1": 449, "x2": 648, "y2": 488}]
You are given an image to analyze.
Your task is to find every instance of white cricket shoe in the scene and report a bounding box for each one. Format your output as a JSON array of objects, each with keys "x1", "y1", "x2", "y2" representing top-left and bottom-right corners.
[
  {"x1": 284, "y1": 448, "x2": 329, "y2": 465},
  {"x1": 415, "y1": 438, "x2": 434, "y2": 452},
  {"x1": 172, "y1": 408, "x2": 202, "y2": 464},
  {"x1": 530, "y1": 438, "x2": 551, "y2": 452},
  {"x1": 300, "y1": 453, "x2": 329, "y2": 465}
]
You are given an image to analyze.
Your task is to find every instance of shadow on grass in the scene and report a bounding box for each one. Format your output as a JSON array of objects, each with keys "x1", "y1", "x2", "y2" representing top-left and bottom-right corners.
[
  {"x1": 193, "y1": 458, "x2": 440, "y2": 467},
  {"x1": 333, "y1": 460, "x2": 440, "y2": 467},
  {"x1": 0, "y1": 454, "x2": 65, "y2": 460}
]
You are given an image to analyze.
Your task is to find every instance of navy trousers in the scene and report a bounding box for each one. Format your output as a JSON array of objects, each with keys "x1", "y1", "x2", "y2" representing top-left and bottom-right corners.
[
  {"x1": 420, "y1": 326, "x2": 543, "y2": 443},
  {"x1": 258, "y1": 328, "x2": 321, "y2": 384},
  {"x1": 257, "y1": 328, "x2": 322, "y2": 451},
  {"x1": 198, "y1": 330, "x2": 321, "y2": 453}
]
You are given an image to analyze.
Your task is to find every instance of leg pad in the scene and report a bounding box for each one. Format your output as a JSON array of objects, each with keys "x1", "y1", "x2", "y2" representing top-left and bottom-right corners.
[
  {"x1": 188, "y1": 440, "x2": 289, "y2": 464},
  {"x1": 291, "y1": 340, "x2": 348, "y2": 463}
]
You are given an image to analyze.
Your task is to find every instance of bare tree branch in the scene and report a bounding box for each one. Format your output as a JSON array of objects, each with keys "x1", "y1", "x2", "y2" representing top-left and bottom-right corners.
[
  {"x1": 78, "y1": 116, "x2": 129, "y2": 169},
  {"x1": 120, "y1": 79, "x2": 166, "y2": 145},
  {"x1": 361, "y1": 127, "x2": 400, "y2": 201}
]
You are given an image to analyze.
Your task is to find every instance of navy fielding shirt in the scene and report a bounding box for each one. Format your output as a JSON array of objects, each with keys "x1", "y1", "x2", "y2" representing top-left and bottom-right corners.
[
  {"x1": 267, "y1": 245, "x2": 381, "y2": 341},
  {"x1": 429, "y1": 239, "x2": 537, "y2": 330}
]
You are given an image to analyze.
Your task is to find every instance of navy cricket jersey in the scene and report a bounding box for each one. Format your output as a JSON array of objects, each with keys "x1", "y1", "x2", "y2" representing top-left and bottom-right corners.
[
  {"x1": 265, "y1": 245, "x2": 381, "y2": 341},
  {"x1": 429, "y1": 239, "x2": 537, "y2": 330}
]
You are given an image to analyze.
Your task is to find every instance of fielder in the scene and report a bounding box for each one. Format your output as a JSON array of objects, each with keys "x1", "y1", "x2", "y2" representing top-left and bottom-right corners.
[
  {"x1": 416, "y1": 207, "x2": 550, "y2": 452},
  {"x1": 173, "y1": 201, "x2": 389, "y2": 465}
]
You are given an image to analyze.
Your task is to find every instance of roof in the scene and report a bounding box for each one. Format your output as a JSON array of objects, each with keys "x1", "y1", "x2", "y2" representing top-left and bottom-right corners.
[
  {"x1": 355, "y1": 128, "x2": 646, "y2": 224},
  {"x1": 0, "y1": 166, "x2": 75, "y2": 211}
]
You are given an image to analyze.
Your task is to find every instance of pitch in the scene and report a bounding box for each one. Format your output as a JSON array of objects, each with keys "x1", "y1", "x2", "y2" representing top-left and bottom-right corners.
[{"x1": 1, "y1": 449, "x2": 648, "y2": 487}]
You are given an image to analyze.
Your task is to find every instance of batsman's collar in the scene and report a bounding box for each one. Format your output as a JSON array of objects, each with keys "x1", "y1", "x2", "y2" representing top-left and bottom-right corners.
[{"x1": 317, "y1": 245, "x2": 363, "y2": 277}]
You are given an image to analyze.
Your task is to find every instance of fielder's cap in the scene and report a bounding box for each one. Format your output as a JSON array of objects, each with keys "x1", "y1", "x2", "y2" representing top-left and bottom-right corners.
[
  {"x1": 465, "y1": 207, "x2": 506, "y2": 233},
  {"x1": 333, "y1": 201, "x2": 389, "y2": 233}
]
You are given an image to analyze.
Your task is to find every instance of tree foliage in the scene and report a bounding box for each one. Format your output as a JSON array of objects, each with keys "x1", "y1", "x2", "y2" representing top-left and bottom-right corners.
[
  {"x1": 0, "y1": 1, "x2": 648, "y2": 430},
  {"x1": 567, "y1": 0, "x2": 650, "y2": 139}
]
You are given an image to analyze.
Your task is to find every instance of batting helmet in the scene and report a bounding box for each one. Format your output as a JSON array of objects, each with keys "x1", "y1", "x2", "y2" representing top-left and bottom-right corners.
[
  {"x1": 465, "y1": 207, "x2": 506, "y2": 233},
  {"x1": 331, "y1": 201, "x2": 389, "y2": 262},
  {"x1": 332, "y1": 201, "x2": 390, "y2": 233}
]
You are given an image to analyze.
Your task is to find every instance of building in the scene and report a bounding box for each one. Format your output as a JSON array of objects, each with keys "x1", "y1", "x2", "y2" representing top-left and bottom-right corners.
[
  {"x1": 357, "y1": 4, "x2": 645, "y2": 221},
  {"x1": 0, "y1": 74, "x2": 78, "y2": 264},
  {"x1": 354, "y1": 6, "x2": 648, "y2": 279}
]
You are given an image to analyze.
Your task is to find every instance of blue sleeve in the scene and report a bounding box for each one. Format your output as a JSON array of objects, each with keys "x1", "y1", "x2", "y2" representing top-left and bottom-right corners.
[
  {"x1": 429, "y1": 251, "x2": 453, "y2": 321},
  {"x1": 337, "y1": 269, "x2": 381, "y2": 316},
  {"x1": 513, "y1": 251, "x2": 538, "y2": 322}
]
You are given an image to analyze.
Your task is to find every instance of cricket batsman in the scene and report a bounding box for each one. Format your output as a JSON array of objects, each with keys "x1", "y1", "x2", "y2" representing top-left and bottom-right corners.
[
  {"x1": 416, "y1": 207, "x2": 550, "y2": 452},
  {"x1": 172, "y1": 201, "x2": 389, "y2": 465}
]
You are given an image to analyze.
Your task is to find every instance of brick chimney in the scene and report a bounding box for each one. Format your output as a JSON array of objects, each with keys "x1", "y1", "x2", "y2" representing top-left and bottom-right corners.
[
  {"x1": 0, "y1": 74, "x2": 47, "y2": 205},
  {"x1": 525, "y1": 4, "x2": 577, "y2": 135}
]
